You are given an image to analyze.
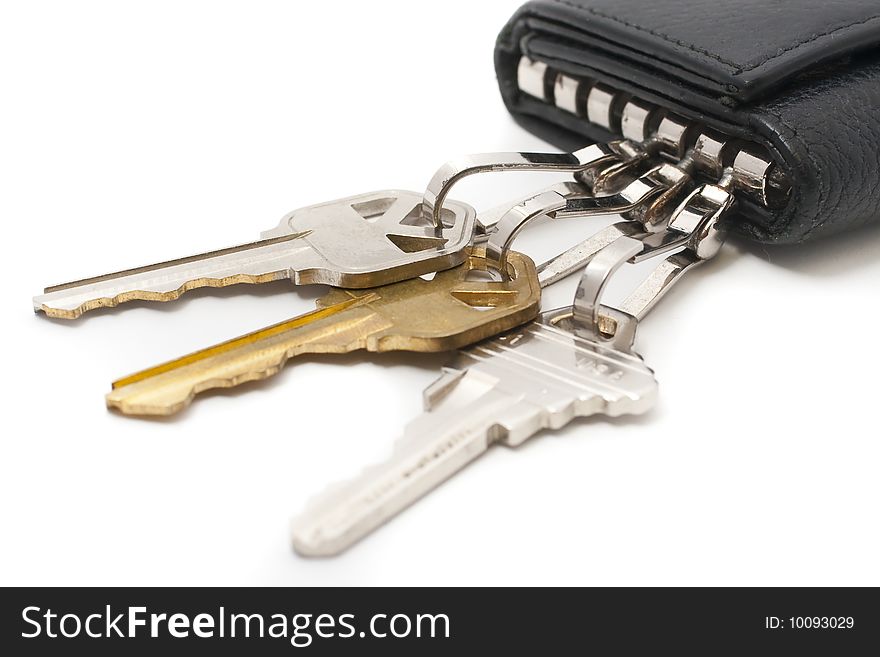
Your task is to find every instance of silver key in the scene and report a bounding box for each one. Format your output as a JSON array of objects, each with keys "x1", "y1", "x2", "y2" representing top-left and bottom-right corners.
[
  {"x1": 291, "y1": 308, "x2": 658, "y2": 556},
  {"x1": 291, "y1": 182, "x2": 734, "y2": 556},
  {"x1": 33, "y1": 190, "x2": 476, "y2": 319}
]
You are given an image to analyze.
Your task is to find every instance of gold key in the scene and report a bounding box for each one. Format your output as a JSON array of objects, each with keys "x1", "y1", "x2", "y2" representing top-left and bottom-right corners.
[{"x1": 107, "y1": 248, "x2": 540, "y2": 416}]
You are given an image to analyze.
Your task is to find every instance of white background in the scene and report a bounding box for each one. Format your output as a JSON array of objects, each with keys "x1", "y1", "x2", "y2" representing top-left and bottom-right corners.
[{"x1": 2, "y1": 0, "x2": 879, "y2": 586}]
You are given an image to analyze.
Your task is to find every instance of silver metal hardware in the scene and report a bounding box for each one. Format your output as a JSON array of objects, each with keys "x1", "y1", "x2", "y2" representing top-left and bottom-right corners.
[
  {"x1": 586, "y1": 139, "x2": 650, "y2": 194},
  {"x1": 475, "y1": 180, "x2": 586, "y2": 239},
  {"x1": 291, "y1": 305, "x2": 658, "y2": 557},
  {"x1": 34, "y1": 190, "x2": 477, "y2": 319},
  {"x1": 620, "y1": 99, "x2": 657, "y2": 143},
  {"x1": 553, "y1": 73, "x2": 581, "y2": 114},
  {"x1": 653, "y1": 115, "x2": 693, "y2": 159},
  {"x1": 471, "y1": 180, "x2": 635, "y2": 288},
  {"x1": 428, "y1": 58, "x2": 783, "y2": 246},
  {"x1": 485, "y1": 190, "x2": 569, "y2": 268},
  {"x1": 483, "y1": 156, "x2": 699, "y2": 287},
  {"x1": 535, "y1": 220, "x2": 647, "y2": 288},
  {"x1": 485, "y1": 161, "x2": 691, "y2": 269},
  {"x1": 289, "y1": 137, "x2": 751, "y2": 556},
  {"x1": 691, "y1": 132, "x2": 729, "y2": 178},
  {"x1": 422, "y1": 141, "x2": 626, "y2": 229},
  {"x1": 731, "y1": 149, "x2": 775, "y2": 207},
  {"x1": 289, "y1": 168, "x2": 740, "y2": 554},
  {"x1": 572, "y1": 235, "x2": 645, "y2": 345},
  {"x1": 572, "y1": 182, "x2": 733, "y2": 349},
  {"x1": 586, "y1": 84, "x2": 617, "y2": 130},
  {"x1": 516, "y1": 55, "x2": 792, "y2": 208},
  {"x1": 517, "y1": 56, "x2": 550, "y2": 101},
  {"x1": 34, "y1": 55, "x2": 779, "y2": 559},
  {"x1": 475, "y1": 138, "x2": 737, "y2": 350}
]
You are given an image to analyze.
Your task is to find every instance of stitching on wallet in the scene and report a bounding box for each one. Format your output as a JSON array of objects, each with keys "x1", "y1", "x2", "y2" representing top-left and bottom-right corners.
[
  {"x1": 550, "y1": 0, "x2": 742, "y2": 71},
  {"x1": 550, "y1": 0, "x2": 880, "y2": 77},
  {"x1": 743, "y1": 14, "x2": 880, "y2": 73},
  {"x1": 526, "y1": 35, "x2": 740, "y2": 94}
]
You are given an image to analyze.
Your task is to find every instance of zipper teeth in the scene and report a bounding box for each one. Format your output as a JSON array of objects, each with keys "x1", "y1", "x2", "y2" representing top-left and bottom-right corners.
[{"x1": 516, "y1": 57, "x2": 791, "y2": 210}]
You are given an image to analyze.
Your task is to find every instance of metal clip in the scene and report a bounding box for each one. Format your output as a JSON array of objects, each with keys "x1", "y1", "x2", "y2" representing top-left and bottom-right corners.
[
  {"x1": 486, "y1": 131, "x2": 776, "y2": 292},
  {"x1": 422, "y1": 140, "x2": 640, "y2": 230},
  {"x1": 485, "y1": 159, "x2": 697, "y2": 285},
  {"x1": 570, "y1": 181, "x2": 734, "y2": 350},
  {"x1": 586, "y1": 104, "x2": 695, "y2": 194}
]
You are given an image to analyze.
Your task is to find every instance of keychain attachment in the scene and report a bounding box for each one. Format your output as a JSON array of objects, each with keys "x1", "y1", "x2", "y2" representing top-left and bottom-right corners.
[
  {"x1": 474, "y1": 128, "x2": 779, "y2": 351},
  {"x1": 569, "y1": 145, "x2": 771, "y2": 350},
  {"x1": 571, "y1": 181, "x2": 733, "y2": 350},
  {"x1": 422, "y1": 140, "x2": 638, "y2": 230}
]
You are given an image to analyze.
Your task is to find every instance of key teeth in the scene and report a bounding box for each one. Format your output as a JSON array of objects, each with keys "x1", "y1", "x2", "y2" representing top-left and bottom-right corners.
[
  {"x1": 36, "y1": 291, "x2": 179, "y2": 320},
  {"x1": 290, "y1": 464, "x2": 382, "y2": 557},
  {"x1": 36, "y1": 304, "x2": 84, "y2": 320},
  {"x1": 291, "y1": 513, "x2": 355, "y2": 558},
  {"x1": 105, "y1": 392, "x2": 192, "y2": 417},
  {"x1": 290, "y1": 404, "x2": 501, "y2": 557},
  {"x1": 34, "y1": 273, "x2": 284, "y2": 320},
  {"x1": 290, "y1": 431, "x2": 434, "y2": 557},
  {"x1": 291, "y1": 530, "x2": 332, "y2": 557},
  {"x1": 106, "y1": 360, "x2": 290, "y2": 416}
]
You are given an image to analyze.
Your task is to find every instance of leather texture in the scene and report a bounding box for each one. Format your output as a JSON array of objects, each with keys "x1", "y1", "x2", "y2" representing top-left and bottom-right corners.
[{"x1": 495, "y1": 0, "x2": 880, "y2": 243}]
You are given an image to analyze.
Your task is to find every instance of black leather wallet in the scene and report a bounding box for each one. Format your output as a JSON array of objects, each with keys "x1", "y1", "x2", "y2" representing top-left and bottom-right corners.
[{"x1": 494, "y1": 0, "x2": 880, "y2": 243}]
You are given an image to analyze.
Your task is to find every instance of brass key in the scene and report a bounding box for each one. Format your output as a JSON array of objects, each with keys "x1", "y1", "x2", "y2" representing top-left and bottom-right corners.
[{"x1": 107, "y1": 248, "x2": 540, "y2": 416}]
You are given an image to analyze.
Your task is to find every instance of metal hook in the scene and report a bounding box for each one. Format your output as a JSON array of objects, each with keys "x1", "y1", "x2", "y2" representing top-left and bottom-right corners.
[
  {"x1": 572, "y1": 236, "x2": 644, "y2": 345},
  {"x1": 484, "y1": 161, "x2": 695, "y2": 284},
  {"x1": 422, "y1": 141, "x2": 634, "y2": 230},
  {"x1": 484, "y1": 190, "x2": 569, "y2": 270},
  {"x1": 474, "y1": 181, "x2": 586, "y2": 241},
  {"x1": 569, "y1": 182, "x2": 735, "y2": 349}
]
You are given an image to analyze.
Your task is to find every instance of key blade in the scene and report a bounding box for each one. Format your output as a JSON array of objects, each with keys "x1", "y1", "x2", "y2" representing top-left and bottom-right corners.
[
  {"x1": 292, "y1": 376, "x2": 516, "y2": 557},
  {"x1": 34, "y1": 232, "x2": 316, "y2": 319},
  {"x1": 106, "y1": 248, "x2": 540, "y2": 417},
  {"x1": 106, "y1": 294, "x2": 386, "y2": 416},
  {"x1": 292, "y1": 309, "x2": 658, "y2": 556},
  {"x1": 35, "y1": 190, "x2": 477, "y2": 320}
]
